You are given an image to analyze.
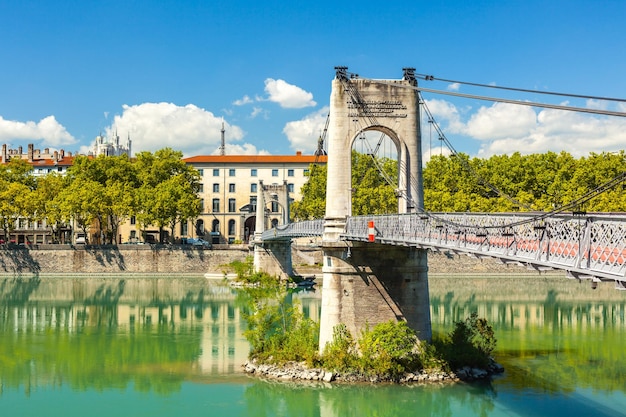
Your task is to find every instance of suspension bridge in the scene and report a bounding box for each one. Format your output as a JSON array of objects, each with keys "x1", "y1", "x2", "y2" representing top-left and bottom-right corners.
[{"x1": 252, "y1": 67, "x2": 626, "y2": 350}]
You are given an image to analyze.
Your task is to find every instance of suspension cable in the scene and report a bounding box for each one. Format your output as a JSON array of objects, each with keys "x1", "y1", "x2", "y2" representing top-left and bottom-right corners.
[{"x1": 415, "y1": 73, "x2": 626, "y2": 103}]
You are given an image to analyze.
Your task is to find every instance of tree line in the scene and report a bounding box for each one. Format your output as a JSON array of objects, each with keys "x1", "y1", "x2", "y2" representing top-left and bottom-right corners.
[
  {"x1": 292, "y1": 150, "x2": 626, "y2": 220},
  {"x1": 0, "y1": 148, "x2": 201, "y2": 244}
]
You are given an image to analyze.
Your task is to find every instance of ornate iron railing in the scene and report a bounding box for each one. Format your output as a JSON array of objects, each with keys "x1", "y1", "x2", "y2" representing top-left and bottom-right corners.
[{"x1": 262, "y1": 212, "x2": 626, "y2": 286}]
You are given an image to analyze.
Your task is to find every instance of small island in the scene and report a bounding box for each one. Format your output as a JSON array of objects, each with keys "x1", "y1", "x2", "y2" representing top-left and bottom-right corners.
[{"x1": 232, "y1": 259, "x2": 503, "y2": 384}]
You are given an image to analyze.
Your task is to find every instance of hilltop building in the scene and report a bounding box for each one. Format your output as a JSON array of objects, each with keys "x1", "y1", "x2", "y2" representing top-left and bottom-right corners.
[{"x1": 91, "y1": 132, "x2": 132, "y2": 157}]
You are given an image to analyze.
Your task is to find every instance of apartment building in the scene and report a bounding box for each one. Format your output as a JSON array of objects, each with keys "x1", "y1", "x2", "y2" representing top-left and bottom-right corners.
[{"x1": 179, "y1": 152, "x2": 326, "y2": 244}]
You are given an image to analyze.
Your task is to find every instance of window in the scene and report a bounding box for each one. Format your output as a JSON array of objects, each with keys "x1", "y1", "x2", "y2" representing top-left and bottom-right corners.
[
  {"x1": 198, "y1": 183, "x2": 204, "y2": 193},
  {"x1": 250, "y1": 183, "x2": 257, "y2": 193},
  {"x1": 130, "y1": 216, "x2": 136, "y2": 225},
  {"x1": 272, "y1": 169, "x2": 278, "y2": 177},
  {"x1": 212, "y1": 198, "x2": 220, "y2": 213},
  {"x1": 229, "y1": 169, "x2": 235, "y2": 177},
  {"x1": 57, "y1": 167, "x2": 63, "y2": 172},
  {"x1": 181, "y1": 222, "x2": 188, "y2": 236},
  {"x1": 304, "y1": 168, "x2": 310, "y2": 176},
  {"x1": 287, "y1": 183, "x2": 294, "y2": 193},
  {"x1": 200, "y1": 199, "x2": 205, "y2": 212},
  {"x1": 228, "y1": 219, "x2": 236, "y2": 235},
  {"x1": 249, "y1": 196, "x2": 257, "y2": 212},
  {"x1": 197, "y1": 169, "x2": 204, "y2": 176},
  {"x1": 196, "y1": 219, "x2": 204, "y2": 235},
  {"x1": 228, "y1": 183, "x2": 235, "y2": 193},
  {"x1": 271, "y1": 201, "x2": 279, "y2": 213},
  {"x1": 213, "y1": 169, "x2": 219, "y2": 176},
  {"x1": 228, "y1": 198, "x2": 236, "y2": 212},
  {"x1": 213, "y1": 183, "x2": 219, "y2": 193},
  {"x1": 212, "y1": 219, "x2": 220, "y2": 233},
  {"x1": 251, "y1": 168, "x2": 257, "y2": 177},
  {"x1": 288, "y1": 169, "x2": 294, "y2": 177}
]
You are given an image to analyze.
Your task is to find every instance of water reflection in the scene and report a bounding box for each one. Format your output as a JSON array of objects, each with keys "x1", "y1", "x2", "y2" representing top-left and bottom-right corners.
[
  {"x1": 0, "y1": 276, "x2": 321, "y2": 396},
  {"x1": 1, "y1": 274, "x2": 625, "y2": 417}
]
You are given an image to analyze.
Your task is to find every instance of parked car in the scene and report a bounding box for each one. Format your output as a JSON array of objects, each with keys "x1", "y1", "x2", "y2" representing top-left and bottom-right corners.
[{"x1": 186, "y1": 238, "x2": 211, "y2": 248}]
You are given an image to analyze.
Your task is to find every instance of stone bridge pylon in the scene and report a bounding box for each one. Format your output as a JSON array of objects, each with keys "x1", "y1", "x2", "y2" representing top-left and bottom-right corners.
[{"x1": 319, "y1": 67, "x2": 431, "y2": 351}]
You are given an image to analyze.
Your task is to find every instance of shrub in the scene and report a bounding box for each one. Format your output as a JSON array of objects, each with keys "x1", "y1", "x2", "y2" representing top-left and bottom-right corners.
[
  {"x1": 357, "y1": 321, "x2": 421, "y2": 379},
  {"x1": 321, "y1": 324, "x2": 358, "y2": 372}
]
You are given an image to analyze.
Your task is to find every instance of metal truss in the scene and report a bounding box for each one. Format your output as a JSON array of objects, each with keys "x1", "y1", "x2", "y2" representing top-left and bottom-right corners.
[{"x1": 262, "y1": 212, "x2": 626, "y2": 288}]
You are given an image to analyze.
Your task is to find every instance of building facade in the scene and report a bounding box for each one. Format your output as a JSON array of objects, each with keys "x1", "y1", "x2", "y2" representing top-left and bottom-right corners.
[{"x1": 179, "y1": 152, "x2": 326, "y2": 244}]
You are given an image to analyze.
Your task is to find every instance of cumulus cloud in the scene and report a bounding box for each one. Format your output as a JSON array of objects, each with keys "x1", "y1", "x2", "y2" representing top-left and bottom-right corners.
[
  {"x1": 104, "y1": 102, "x2": 249, "y2": 156},
  {"x1": 447, "y1": 83, "x2": 460, "y2": 91},
  {"x1": 471, "y1": 104, "x2": 626, "y2": 157},
  {"x1": 264, "y1": 79, "x2": 316, "y2": 108},
  {"x1": 283, "y1": 107, "x2": 329, "y2": 153},
  {"x1": 0, "y1": 115, "x2": 76, "y2": 147},
  {"x1": 424, "y1": 98, "x2": 626, "y2": 158},
  {"x1": 464, "y1": 102, "x2": 537, "y2": 140},
  {"x1": 423, "y1": 99, "x2": 465, "y2": 133}
]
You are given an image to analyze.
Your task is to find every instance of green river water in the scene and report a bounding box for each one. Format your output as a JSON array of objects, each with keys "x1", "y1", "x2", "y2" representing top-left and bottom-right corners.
[{"x1": 1, "y1": 274, "x2": 625, "y2": 417}]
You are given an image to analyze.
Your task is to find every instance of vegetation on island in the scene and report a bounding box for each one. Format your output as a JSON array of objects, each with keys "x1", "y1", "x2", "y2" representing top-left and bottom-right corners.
[
  {"x1": 235, "y1": 259, "x2": 496, "y2": 382},
  {"x1": 0, "y1": 148, "x2": 201, "y2": 244}
]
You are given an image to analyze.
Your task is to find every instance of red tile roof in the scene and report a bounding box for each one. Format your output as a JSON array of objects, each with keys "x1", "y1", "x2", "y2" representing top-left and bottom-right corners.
[{"x1": 183, "y1": 154, "x2": 327, "y2": 164}]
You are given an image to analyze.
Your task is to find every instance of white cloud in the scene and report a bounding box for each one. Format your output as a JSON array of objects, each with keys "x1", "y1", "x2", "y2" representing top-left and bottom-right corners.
[
  {"x1": 423, "y1": 99, "x2": 465, "y2": 134},
  {"x1": 250, "y1": 107, "x2": 266, "y2": 119},
  {"x1": 105, "y1": 102, "x2": 248, "y2": 156},
  {"x1": 464, "y1": 102, "x2": 537, "y2": 140},
  {"x1": 0, "y1": 115, "x2": 76, "y2": 147},
  {"x1": 475, "y1": 106, "x2": 626, "y2": 157},
  {"x1": 283, "y1": 107, "x2": 329, "y2": 153},
  {"x1": 233, "y1": 95, "x2": 253, "y2": 106},
  {"x1": 264, "y1": 79, "x2": 316, "y2": 109},
  {"x1": 447, "y1": 83, "x2": 460, "y2": 91},
  {"x1": 424, "y1": 98, "x2": 626, "y2": 158}
]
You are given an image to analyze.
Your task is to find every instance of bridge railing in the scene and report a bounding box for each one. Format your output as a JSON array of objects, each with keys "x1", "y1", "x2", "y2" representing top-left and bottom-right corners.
[
  {"x1": 344, "y1": 212, "x2": 626, "y2": 282},
  {"x1": 261, "y1": 219, "x2": 324, "y2": 241},
  {"x1": 260, "y1": 212, "x2": 626, "y2": 283}
]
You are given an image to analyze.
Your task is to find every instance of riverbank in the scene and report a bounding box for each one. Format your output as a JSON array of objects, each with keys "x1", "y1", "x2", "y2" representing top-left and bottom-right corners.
[
  {"x1": 242, "y1": 358, "x2": 504, "y2": 384},
  {"x1": 0, "y1": 244, "x2": 556, "y2": 277}
]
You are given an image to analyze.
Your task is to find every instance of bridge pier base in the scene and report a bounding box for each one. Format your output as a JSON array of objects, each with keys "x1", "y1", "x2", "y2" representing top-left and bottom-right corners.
[
  {"x1": 319, "y1": 243, "x2": 431, "y2": 353},
  {"x1": 253, "y1": 241, "x2": 293, "y2": 280}
]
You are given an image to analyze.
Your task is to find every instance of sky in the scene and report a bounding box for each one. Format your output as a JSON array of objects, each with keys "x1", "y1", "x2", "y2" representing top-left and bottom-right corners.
[{"x1": 0, "y1": 0, "x2": 625, "y2": 160}]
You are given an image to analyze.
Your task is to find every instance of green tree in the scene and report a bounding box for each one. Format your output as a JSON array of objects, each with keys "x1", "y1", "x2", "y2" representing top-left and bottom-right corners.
[
  {"x1": 134, "y1": 149, "x2": 201, "y2": 243},
  {"x1": 291, "y1": 164, "x2": 327, "y2": 221}
]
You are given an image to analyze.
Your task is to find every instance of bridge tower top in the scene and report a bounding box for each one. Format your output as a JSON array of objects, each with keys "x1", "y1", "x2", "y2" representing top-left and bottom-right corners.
[{"x1": 324, "y1": 67, "x2": 424, "y2": 241}]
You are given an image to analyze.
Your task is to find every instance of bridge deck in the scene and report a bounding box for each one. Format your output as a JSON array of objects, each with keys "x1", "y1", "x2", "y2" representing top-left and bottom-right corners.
[{"x1": 262, "y1": 213, "x2": 626, "y2": 288}]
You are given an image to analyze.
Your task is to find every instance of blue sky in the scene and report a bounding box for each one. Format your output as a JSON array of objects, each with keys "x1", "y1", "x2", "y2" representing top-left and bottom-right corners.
[{"x1": 1, "y1": 0, "x2": 624, "y2": 159}]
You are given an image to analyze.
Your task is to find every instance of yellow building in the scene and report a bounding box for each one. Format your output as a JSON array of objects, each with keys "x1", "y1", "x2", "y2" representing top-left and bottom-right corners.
[{"x1": 118, "y1": 152, "x2": 326, "y2": 244}]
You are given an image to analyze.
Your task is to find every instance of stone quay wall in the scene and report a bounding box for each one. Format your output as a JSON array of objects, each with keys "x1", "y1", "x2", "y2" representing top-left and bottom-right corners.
[
  {"x1": 0, "y1": 244, "x2": 252, "y2": 275},
  {"x1": 0, "y1": 243, "x2": 536, "y2": 276}
]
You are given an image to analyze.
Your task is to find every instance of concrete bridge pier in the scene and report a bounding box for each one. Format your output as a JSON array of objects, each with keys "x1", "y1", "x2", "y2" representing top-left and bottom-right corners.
[
  {"x1": 252, "y1": 240, "x2": 293, "y2": 280},
  {"x1": 319, "y1": 242, "x2": 432, "y2": 352}
]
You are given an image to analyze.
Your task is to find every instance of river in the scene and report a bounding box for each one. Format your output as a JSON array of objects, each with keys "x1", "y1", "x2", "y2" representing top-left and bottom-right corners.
[{"x1": 0, "y1": 274, "x2": 625, "y2": 417}]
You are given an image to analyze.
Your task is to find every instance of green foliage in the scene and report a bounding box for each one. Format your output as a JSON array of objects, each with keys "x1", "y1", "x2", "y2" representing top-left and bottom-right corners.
[
  {"x1": 435, "y1": 312, "x2": 496, "y2": 369},
  {"x1": 291, "y1": 164, "x2": 327, "y2": 221},
  {"x1": 356, "y1": 320, "x2": 421, "y2": 379},
  {"x1": 321, "y1": 324, "x2": 359, "y2": 372},
  {"x1": 318, "y1": 316, "x2": 496, "y2": 380},
  {"x1": 230, "y1": 256, "x2": 255, "y2": 280},
  {"x1": 237, "y1": 261, "x2": 319, "y2": 366},
  {"x1": 243, "y1": 290, "x2": 319, "y2": 365}
]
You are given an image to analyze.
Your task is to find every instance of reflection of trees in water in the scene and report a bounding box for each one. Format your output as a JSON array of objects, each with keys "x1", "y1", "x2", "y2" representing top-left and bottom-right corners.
[
  {"x1": 430, "y1": 281, "x2": 626, "y2": 395},
  {"x1": 0, "y1": 276, "x2": 41, "y2": 304},
  {"x1": 243, "y1": 380, "x2": 496, "y2": 417}
]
